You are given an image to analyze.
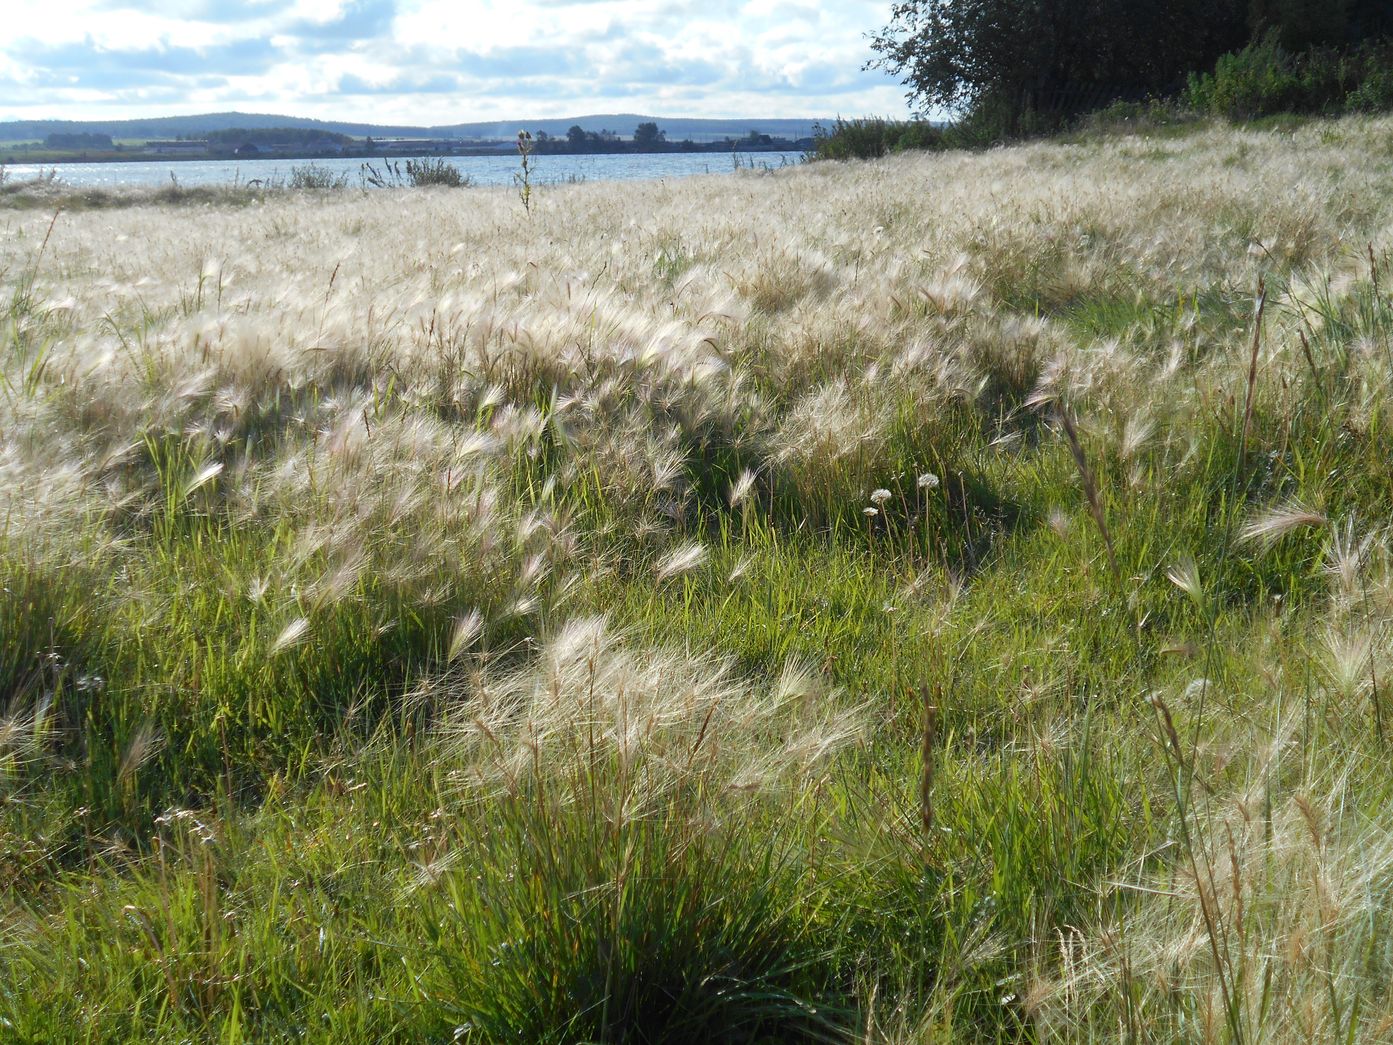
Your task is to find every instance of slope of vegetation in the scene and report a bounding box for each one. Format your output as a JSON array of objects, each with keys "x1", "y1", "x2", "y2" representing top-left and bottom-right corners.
[{"x1": 5, "y1": 117, "x2": 1393, "y2": 1042}]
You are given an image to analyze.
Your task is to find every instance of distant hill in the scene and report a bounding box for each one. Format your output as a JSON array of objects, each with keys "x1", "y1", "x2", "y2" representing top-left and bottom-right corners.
[{"x1": 0, "y1": 112, "x2": 826, "y2": 144}]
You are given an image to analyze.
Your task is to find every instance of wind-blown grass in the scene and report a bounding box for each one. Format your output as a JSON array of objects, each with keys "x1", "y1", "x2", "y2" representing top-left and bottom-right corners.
[{"x1": 5, "y1": 114, "x2": 1393, "y2": 1042}]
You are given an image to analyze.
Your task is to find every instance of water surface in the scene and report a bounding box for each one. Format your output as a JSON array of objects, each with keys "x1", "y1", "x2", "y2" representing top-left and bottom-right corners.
[{"x1": 2, "y1": 151, "x2": 805, "y2": 189}]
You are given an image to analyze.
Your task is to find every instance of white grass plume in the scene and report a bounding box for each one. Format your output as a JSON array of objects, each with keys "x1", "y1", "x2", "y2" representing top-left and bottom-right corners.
[
  {"x1": 432, "y1": 616, "x2": 863, "y2": 812},
  {"x1": 1166, "y1": 554, "x2": 1205, "y2": 609},
  {"x1": 654, "y1": 541, "x2": 707, "y2": 582},
  {"x1": 272, "y1": 617, "x2": 310, "y2": 654},
  {"x1": 1238, "y1": 500, "x2": 1327, "y2": 550},
  {"x1": 728, "y1": 468, "x2": 757, "y2": 508},
  {"x1": 447, "y1": 609, "x2": 483, "y2": 662}
]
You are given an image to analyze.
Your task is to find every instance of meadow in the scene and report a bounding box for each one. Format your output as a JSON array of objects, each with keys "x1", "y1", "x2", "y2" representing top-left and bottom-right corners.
[{"x1": 3, "y1": 115, "x2": 1393, "y2": 1042}]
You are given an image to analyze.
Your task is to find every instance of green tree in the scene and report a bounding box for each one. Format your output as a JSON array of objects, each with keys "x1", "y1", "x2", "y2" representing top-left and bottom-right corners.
[
  {"x1": 1348, "y1": 0, "x2": 1393, "y2": 39},
  {"x1": 633, "y1": 121, "x2": 665, "y2": 146},
  {"x1": 869, "y1": 0, "x2": 1249, "y2": 133},
  {"x1": 1249, "y1": 0, "x2": 1349, "y2": 48},
  {"x1": 566, "y1": 124, "x2": 587, "y2": 146}
]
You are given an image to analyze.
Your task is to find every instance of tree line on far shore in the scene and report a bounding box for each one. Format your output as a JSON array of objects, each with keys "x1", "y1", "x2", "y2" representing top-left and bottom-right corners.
[{"x1": 527, "y1": 122, "x2": 803, "y2": 154}]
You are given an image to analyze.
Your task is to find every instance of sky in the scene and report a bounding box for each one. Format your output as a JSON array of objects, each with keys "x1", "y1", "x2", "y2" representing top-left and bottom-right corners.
[{"x1": 0, "y1": 0, "x2": 911, "y2": 124}]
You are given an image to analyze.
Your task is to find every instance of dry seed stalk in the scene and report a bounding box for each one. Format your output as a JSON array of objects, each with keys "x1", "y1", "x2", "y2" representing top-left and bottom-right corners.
[
  {"x1": 1149, "y1": 692, "x2": 1243, "y2": 1043},
  {"x1": 920, "y1": 689, "x2": 938, "y2": 839},
  {"x1": 1240, "y1": 278, "x2": 1268, "y2": 456},
  {"x1": 1058, "y1": 406, "x2": 1121, "y2": 584}
]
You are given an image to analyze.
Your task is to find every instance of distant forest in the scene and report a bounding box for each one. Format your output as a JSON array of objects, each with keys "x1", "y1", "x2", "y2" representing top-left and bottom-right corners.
[
  {"x1": 527, "y1": 122, "x2": 800, "y2": 154},
  {"x1": 202, "y1": 128, "x2": 354, "y2": 147}
]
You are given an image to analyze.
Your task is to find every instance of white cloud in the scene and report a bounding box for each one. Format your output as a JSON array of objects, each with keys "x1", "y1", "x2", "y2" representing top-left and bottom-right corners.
[{"x1": 0, "y1": 0, "x2": 909, "y2": 122}]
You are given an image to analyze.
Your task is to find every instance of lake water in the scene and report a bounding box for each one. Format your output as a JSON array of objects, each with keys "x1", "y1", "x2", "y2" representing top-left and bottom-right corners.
[{"x1": 1, "y1": 151, "x2": 806, "y2": 190}]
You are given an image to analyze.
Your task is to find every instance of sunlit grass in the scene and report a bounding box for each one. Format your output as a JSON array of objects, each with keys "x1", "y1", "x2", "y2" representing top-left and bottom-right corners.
[{"x1": 4, "y1": 114, "x2": 1393, "y2": 1041}]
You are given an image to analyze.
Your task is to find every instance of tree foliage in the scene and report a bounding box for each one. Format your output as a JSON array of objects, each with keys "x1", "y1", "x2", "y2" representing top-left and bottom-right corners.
[
  {"x1": 1251, "y1": 0, "x2": 1393, "y2": 49},
  {"x1": 633, "y1": 121, "x2": 666, "y2": 146},
  {"x1": 869, "y1": 0, "x2": 1393, "y2": 134},
  {"x1": 869, "y1": 0, "x2": 1247, "y2": 131},
  {"x1": 44, "y1": 132, "x2": 114, "y2": 149}
]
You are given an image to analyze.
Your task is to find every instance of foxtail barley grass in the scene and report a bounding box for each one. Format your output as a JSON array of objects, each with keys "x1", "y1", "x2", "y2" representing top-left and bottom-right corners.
[
  {"x1": 1239, "y1": 278, "x2": 1268, "y2": 460},
  {"x1": 919, "y1": 691, "x2": 937, "y2": 840},
  {"x1": 7, "y1": 114, "x2": 1393, "y2": 1041},
  {"x1": 1056, "y1": 404, "x2": 1121, "y2": 585}
]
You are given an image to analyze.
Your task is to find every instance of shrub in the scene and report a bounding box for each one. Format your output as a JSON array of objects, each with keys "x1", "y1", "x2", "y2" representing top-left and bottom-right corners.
[
  {"x1": 1187, "y1": 32, "x2": 1303, "y2": 118},
  {"x1": 1187, "y1": 34, "x2": 1393, "y2": 120},
  {"x1": 0, "y1": 167, "x2": 57, "y2": 197},
  {"x1": 811, "y1": 117, "x2": 945, "y2": 161},
  {"x1": 287, "y1": 163, "x2": 349, "y2": 190},
  {"x1": 1079, "y1": 97, "x2": 1194, "y2": 135},
  {"x1": 359, "y1": 158, "x2": 472, "y2": 189},
  {"x1": 404, "y1": 157, "x2": 470, "y2": 188},
  {"x1": 1346, "y1": 52, "x2": 1393, "y2": 112}
]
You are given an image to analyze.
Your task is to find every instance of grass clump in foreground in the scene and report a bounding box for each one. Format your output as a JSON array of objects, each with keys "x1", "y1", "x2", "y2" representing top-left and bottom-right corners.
[{"x1": 6, "y1": 115, "x2": 1393, "y2": 1041}]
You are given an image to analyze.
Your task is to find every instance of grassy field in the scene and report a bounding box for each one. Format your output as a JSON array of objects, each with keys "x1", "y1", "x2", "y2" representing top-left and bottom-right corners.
[
  {"x1": 3, "y1": 115, "x2": 1393, "y2": 1042},
  {"x1": 0, "y1": 143, "x2": 143, "y2": 165}
]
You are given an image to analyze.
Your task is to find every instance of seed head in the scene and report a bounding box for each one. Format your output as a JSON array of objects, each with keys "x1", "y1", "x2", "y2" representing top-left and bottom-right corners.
[
  {"x1": 1239, "y1": 501, "x2": 1327, "y2": 550},
  {"x1": 728, "y1": 469, "x2": 757, "y2": 508},
  {"x1": 1166, "y1": 556, "x2": 1204, "y2": 608},
  {"x1": 448, "y1": 610, "x2": 483, "y2": 662},
  {"x1": 272, "y1": 617, "x2": 311, "y2": 654},
  {"x1": 655, "y1": 542, "x2": 707, "y2": 582}
]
